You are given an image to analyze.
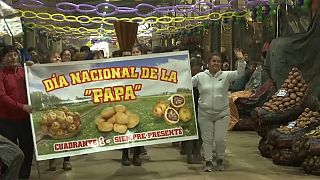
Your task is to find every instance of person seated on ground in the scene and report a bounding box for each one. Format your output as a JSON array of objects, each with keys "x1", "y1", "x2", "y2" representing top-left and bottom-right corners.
[{"x1": 0, "y1": 134, "x2": 24, "y2": 180}]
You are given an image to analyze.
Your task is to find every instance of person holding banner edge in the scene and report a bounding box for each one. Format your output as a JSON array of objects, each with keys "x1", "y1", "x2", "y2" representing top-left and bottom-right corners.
[
  {"x1": 0, "y1": 45, "x2": 34, "y2": 179},
  {"x1": 192, "y1": 49, "x2": 246, "y2": 172}
]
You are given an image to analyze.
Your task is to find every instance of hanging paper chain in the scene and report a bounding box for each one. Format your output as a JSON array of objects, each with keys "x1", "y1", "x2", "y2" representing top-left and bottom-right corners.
[{"x1": 15, "y1": 0, "x2": 272, "y2": 17}]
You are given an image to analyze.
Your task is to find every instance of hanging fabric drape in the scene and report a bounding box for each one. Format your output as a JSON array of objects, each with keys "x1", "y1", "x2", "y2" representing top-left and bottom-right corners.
[{"x1": 113, "y1": 21, "x2": 138, "y2": 52}]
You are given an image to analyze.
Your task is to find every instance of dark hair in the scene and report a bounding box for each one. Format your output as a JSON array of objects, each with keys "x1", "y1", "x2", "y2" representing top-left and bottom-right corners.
[
  {"x1": 190, "y1": 57, "x2": 203, "y2": 67},
  {"x1": 152, "y1": 46, "x2": 162, "y2": 53},
  {"x1": 132, "y1": 44, "x2": 145, "y2": 54},
  {"x1": 0, "y1": 45, "x2": 19, "y2": 58},
  {"x1": 80, "y1": 46, "x2": 90, "y2": 52},
  {"x1": 67, "y1": 46, "x2": 77, "y2": 55},
  {"x1": 27, "y1": 47, "x2": 36, "y2": 53},
  {"x1": 31, "y1": 54, "x2": 44, "y2": 64},
  {"x1": 112, "y1": 50, "x2": 123, "y2": 57},
  {"x1": 60, "y1": 49, "x2": 73, "y2": 59},
  {"x1": 207, "y1": 52, "x2": 222, "y2": 63}
]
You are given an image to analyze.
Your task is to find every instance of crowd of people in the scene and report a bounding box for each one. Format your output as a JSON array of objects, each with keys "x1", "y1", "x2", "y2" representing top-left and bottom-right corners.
[{"x1": 0, "y1": 41, "x2": 253, "y2": 179}]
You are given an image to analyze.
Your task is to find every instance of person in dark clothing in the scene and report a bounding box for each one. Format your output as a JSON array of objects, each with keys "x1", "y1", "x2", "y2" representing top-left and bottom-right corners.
[
  {"x1": 181, "y1": 57, "x2": 203, "y2": 164},
  {"x1": 0, "y1": 134, "x2": 24, "y2": 180},
  {"x1": 121, "y1": 44, "x2": 146, "y2": 166},
  {"x1": 0, "y1": 45, "x2": 33, "y2": 179}
]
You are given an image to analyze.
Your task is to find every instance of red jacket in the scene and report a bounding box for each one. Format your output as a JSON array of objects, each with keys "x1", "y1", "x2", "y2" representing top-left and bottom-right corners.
[{"x1": 0, "y1": 66, "x2": 29, "y2": 122}]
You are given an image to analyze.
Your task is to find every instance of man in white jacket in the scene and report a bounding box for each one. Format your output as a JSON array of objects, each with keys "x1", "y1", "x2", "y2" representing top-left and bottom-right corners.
[{"x1": 192, "y1": 49, "x2": 246, "y2": 172}]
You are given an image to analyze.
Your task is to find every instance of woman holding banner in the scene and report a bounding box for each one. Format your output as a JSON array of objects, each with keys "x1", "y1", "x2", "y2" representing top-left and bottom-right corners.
[{"x1": 192, "y1": 49, "x2": 246, "y2": 172}]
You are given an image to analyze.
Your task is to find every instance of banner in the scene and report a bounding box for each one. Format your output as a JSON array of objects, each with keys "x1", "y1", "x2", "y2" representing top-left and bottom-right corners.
[{"x1": 25, "y1": 51, "x2": 198, "y2": 160}]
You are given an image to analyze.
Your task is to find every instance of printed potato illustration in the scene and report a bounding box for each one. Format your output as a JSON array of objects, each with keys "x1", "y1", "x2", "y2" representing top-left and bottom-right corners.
[
  {"x1": 164, "y1": 107, "x2": 180, "y2": 125},
  {"x1": 127, "y1": 113, "x2": 140, "y2": 129},
  {"x1": 101, "y1": 107, "x2": 115, "y2": 119},
  {"x1": 115, "y1": 112, "x2": 129, "y2": 125},
  {"x1": 107, "y1": 115, "x2": 116, "y2": 124},
  {"x1": 152, "y1": 101, "x2": 168, "y2": 118},
  {"x1": 96, "y1": 104, "x2": 140, "y2": 134},
  {"x1": 170, "y1": 94, "x2": 186, "y2": 110},
  {"x1": 152, "y1": 94, "x2": 193, "y2": 125},
  {"x1": 98, "y1": 122, "x2": 113, "y2": 132},
  {"x1": 39, "y1": 106, "x2": 81, "y2": 139},
  {"x1": 114, "y1": 104, "x2": 126, "y2": 113},
  {"x1": 114, "y1": 124, "x2": 128, "y2": 134},
  {"x1": 179, "y1": 107, "x2": 192, "y2": 122}
]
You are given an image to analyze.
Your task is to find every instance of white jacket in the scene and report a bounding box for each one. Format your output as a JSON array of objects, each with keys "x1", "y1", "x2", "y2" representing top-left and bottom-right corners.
[{"x1": 192, "y1": 60, "x2": 246, "y2": 114}]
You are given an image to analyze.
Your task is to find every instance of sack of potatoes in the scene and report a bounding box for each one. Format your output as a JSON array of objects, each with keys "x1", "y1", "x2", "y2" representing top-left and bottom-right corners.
[
  {"x1": 302, "y1": 156, "x2": 320, "y2": 176},
  {"x1": 152, "y1": 94, "x2": 193, "y2": 125},
  {"x1": 40, "y1": 106, "x2": 81, "y2": 139},
  {"x1": 258, "y1": 138, "x2": 274, "y2": 158},
  {"x1": 277, "y1": 108, "x2": 320, "y2": 135},
  {"x1": 95, "y1": 104, "x2": 140, "y2": 134},
  {"x1": 269, "y1": 108, "x2": 320, "y2": 148},
  {"x1": 292, "y1": 126, "x2": 320, "y2": 159},
  {"x1": 271, "y1": 148, "x2": 302, "y2": 166},
  {"x1": 262, "y1": 67, "x2": 308, "y2": 112}
]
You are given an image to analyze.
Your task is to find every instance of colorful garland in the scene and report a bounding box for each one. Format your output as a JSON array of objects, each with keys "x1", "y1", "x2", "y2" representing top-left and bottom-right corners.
[{"x1": 18, "y1": 9, "x2": 248, "y2": 25}]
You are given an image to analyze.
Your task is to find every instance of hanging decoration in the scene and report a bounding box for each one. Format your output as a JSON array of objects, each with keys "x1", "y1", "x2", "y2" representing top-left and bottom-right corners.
[
  {"x1": 14, "y1": 0, "x2": 305, "y2": 17},
  {"x1": 18, "y1": 9, "x2": 248, "y2": 25}
]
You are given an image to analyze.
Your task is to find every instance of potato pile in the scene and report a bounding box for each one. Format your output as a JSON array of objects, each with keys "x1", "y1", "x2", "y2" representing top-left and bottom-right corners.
[
  {"x1": 95, "y1": 105, "x2": 140, "y2": 134},
  {"x1": 302, "y1": 156, "x2": 320, "y2": 175},
  {"x1": 40, "y1": 106, "x2": 81, "y2": 139},
  {"x1": 292, "y1": 126, "x2": 320, "y2": 154},
  {"x1": 262, "y1": 67, "x2": 308, "y2": 112},
  {"x1": 277, "y1": 108, "x2": 320, "y2": 134},
  {"x1": 152, "y1": 94, "x2": 192, "y2": 125}
]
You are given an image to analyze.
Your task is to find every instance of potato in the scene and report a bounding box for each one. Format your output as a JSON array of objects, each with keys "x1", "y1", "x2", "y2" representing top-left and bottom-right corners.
[
  {"x1": 296, "y1": 75, "x2": 302, "y2": 81},
  {"x1": 115, "y1": 112, "x2": 129, "y2": 125},
  {"x1": 283, "y1": 97, "x2": 291, "y2": 102},
  {"x1": 290, "y1": 93, "x2": 297, "y2": 99},
  {"x1": 293, "y1": 72, "x2": 300, "y2": 77},
  {"x1": 297, "y1": 83, "x2": 303, "y2": 88},
  {"x1": 95, "y1": 116, "x2": 105, "y2": 125},
  {"x1": 98, "y1": 122, "x2": 113, "y2": 132},
  {"x1": 114, "y1": 105, "x2": 126, "y2": 113},
  {"x1": 127, "y1": 113, "x2": 140, "y2": 129},
  {"x1": 292, "y1": 67, "x2": 299, "y2": 72},
  {"x1": 107, "y1": 115, "x2": 116, "y2": 124},
  {"x1": 296, "y1": 97, "x2": 302, "y2": 102},
  {"x1": 296, "y1": 92, "x2": 304, "y2": 97},
  {"x1": 288, "y1": 84, "x2": 295, "y2": 89},
  {"x1": 293, "y1": 87, "x2": 300, "y2": 92},
  {"x1": 101, "y1": 107, "x2": 115, "y2": 119},
  {"x1": 113, "y1": 124, "x2": 127, "y2": 134},
  {"x1": 277, "y1": 97, "x2": 284, "y2": 101},
  {"x1": 284, "y1": 102, "x2": 291, "y2": 107},
  {"x1": 285, "y1": 79, "x2": 291, "y2": 84},
  {"x1": 290, "y1": 100, "x2": 296, "y2": 105},
  {"x1": 292, "y1": 79, "x2": 298, "y2": 85}
]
